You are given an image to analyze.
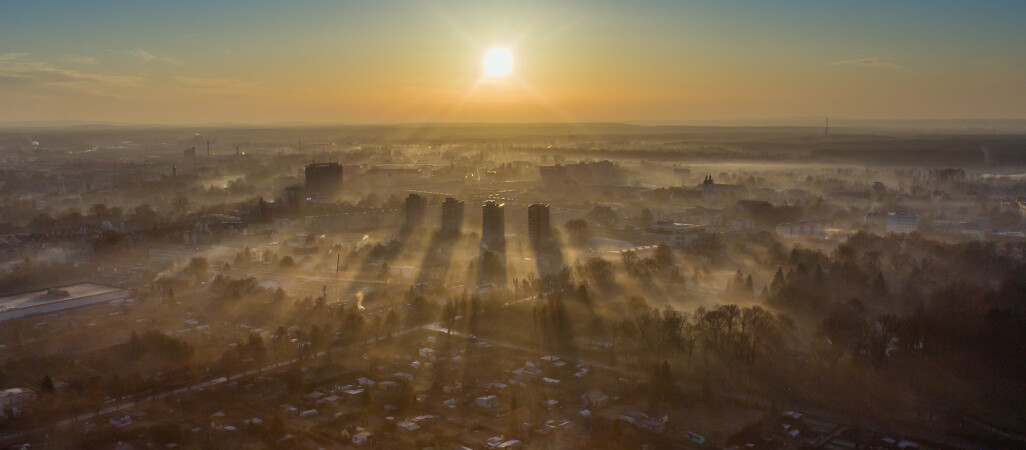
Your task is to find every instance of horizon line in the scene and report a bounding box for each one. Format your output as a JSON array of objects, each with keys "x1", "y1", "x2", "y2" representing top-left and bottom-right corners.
[{"x1": 3, "y1": 117, "x2": 1026, "y2": 131}]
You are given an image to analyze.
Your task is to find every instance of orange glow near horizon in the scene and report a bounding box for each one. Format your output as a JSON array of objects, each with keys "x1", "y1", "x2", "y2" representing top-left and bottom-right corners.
[{"x1": 2, "y1": 1, "x2": 1026, "y2": 124}]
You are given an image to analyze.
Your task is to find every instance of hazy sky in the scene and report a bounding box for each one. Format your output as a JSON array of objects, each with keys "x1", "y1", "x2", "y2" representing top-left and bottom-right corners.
[{"x1": 2, "y1": 0, "x2": 1025, "y2": 124}]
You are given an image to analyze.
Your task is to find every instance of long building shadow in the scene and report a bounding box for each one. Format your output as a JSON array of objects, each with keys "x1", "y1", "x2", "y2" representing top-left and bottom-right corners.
[
  {"x1": 339, "y1": 225, "x2": 430, "y2": 306},
  {"x1": 531, "y1": 233, "x2": 566, "y2": 278},
  {"x1": 476, "y1": 240, "x2": 507, "y2": 288},
  {"x1": 415, "y1": 231, "x2": 461, "y2": 288}
]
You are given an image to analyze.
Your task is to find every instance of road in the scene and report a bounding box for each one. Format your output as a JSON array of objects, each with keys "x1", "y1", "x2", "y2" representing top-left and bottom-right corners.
[
  {"x1": 0, "y1": 291, "x2": 980, "y2": 449},
  {"x1": 0, "y1": 327, "x2": 420, "y2": 445},
  {"x1": 0, "y1": 291, "x2": 550, "y2": 445}
]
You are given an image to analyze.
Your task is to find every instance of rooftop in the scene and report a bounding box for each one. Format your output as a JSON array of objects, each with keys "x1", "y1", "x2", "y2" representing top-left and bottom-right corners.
[
  {"x1": 0, "y1": 282, "x2": 127, "y2": 313},
  {"x1": 647, "y1": 221, "x2": 703, "y2": 231}
]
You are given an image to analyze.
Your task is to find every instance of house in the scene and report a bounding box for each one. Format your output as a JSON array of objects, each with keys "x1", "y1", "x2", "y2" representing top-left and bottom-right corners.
[
  {"x1": 486, "y1": 380, "x2": 508, "y2": 391},
  {"x1": 343, "y1": 388, "x2": 365, "y2": 400},
  {"x1": 392, "y1": 372, "x2": 414, "y2": 382},
  {"x1": 581, "y1": 389, "x2": 609, "y2": 408},
  {"x1": 397, "y1": 420, "x2": 421, "y2": 432},
  {"x1": 299, "y1": 409, "x2": 318, "y2": 418},
  {"x1": 619, "y1": 409, "x2": 668, "y2": 434},
  {"x1": 280, "y1": 404, "x2": 299, "y2": 416},
  {"x1": 418, "y1": 347, "x2": 435, "y2": 358},
  {"x1": 443, "y1": 382, "x2": 463, "y2": 394},
  {"x1": 0, "y1": 388, "x2": 36, "y2": 419},
  {"x1": 638, "y1": 414, "x2": 667, "y2": 434},
  {"x1": 412, "y1": 414, "x2": 438, "y2": 425},
  {"x1": 110, "y1": 412, "x2": 131, "y2": 428},
  {"x1": 496, "y1": 439, "x2": 523, "y2": 449},
  {"x1": 379, "y1": 380, "x2": 399, "y2": 391},
  {"x1": 513, "y1": 365, "x2": 542, "y2": 379},
  {"x1": 475, "y1": 395, "x2": 499, "y2": 409},
  {"x1": 352, "y1": 431, "x2": 373, "y2": 446},
  {"x1": 209, "y1": 411, "x2": 227, "y2": 429},
  {"x1": 316, "y1": 395, "x2": 340, "y2": 406},
  {"x1": 510, "y1": 373, "x2": 532, "y2": 387}
]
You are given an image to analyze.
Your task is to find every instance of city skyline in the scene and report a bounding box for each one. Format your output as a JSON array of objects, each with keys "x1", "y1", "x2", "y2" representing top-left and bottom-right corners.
[{"x1": 3, "y1": 0, "x2": 1026, "y2": 124}]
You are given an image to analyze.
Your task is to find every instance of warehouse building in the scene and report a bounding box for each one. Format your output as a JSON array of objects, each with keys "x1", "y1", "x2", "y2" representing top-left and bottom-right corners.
[{"x1": 0, "y1": 282, "x2": 130, "y2": 322}]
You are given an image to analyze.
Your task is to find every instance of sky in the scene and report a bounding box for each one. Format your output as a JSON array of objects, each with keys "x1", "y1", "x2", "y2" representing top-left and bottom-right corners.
[{"x1": 1, "y1": 0, "x2": 1025, "y2": 124}]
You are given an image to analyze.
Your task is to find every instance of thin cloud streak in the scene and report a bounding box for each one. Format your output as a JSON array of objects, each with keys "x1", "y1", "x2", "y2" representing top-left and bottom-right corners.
[
  {"x1": 0, "y1": 53, "x2": 143, "y2": 95},
  {"x1": 829, "y1": 58, "x2": 899, "y2": 69},
  {"x1": 61, "y1": 55, "x2": 98, "y2": 65},
  {"x1": 117, "y1": 49, "x2": 180, "y2": 65}
]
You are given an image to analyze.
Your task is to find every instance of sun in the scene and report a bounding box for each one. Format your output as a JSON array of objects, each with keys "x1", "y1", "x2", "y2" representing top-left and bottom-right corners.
[{"x1": 483, "y1": 48, "x2": 513, "y2": 77}]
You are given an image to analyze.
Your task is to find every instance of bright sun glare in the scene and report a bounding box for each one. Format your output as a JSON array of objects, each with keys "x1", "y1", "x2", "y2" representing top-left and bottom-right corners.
[{"x1": 483, "y1": 48, "x2": 513, "y2": 77}]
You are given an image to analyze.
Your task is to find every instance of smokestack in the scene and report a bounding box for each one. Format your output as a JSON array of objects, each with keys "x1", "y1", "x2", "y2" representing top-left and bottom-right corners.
[
  {"x1": 236, "y1": 145, "x2": 239, "y2": 156},
  {"x1": 825, "y1": 117, "x2": 829, "y2": 137},
  {"x1": 207, "y1": 140, "x2": 210, "y2": 157}
]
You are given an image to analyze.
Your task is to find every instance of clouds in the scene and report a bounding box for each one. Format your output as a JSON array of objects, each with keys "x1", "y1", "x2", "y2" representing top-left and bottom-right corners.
[
  {"x1": 60, "y1": 55, "x2": 98, "y2": 65},
  {"x1": 0, "y1": 52, "x2": 269, "y2": 103},
  {"x1": 173, "y1": 75, "x2": 272, "y2": 98},
  {"x1": 174, "y1": 76, "x2": 261, "y2": 90},
  {"x1": 119, "y1": 49, "x2": 179, "y2": 65},
  {"x1": 0, "y1": 53, "x2": 32, "y2": 63},
  {"x1": 829, "y1": 58, "x2": 899, "y2": 69},
  {"x1": 0, "y1": 53, "x2": 142, "y2": 94}
]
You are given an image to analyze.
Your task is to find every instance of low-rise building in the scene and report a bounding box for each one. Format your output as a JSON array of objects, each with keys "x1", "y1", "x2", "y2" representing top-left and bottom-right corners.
[
  {"x1": 0, "y1": 388, "x2": 36, "y2": 419},
  {"x1": 352, "y1": 431, "x2": 373, "y2": 446},
  {"x1": 475, "y1": 395, "x2": 499, "y2": 409},
  {"x1": 110, "y1": 412, "x2": 131, "y2": 428},
  {"x1": 581, "y1": 389, "x2": 609, "y2": 408},
  {"x1": 641, "y1": 221, "x2": 706, "y2": 247},
  {"x1": 776, "y1": 219, "x2": 832, "y2": 237},
  {"x1": 886, "y1": 211, "x2": 918, "y2": 234},
  {"x1": 0, "y1": 283, "x2": 130, "y2": 322}
]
